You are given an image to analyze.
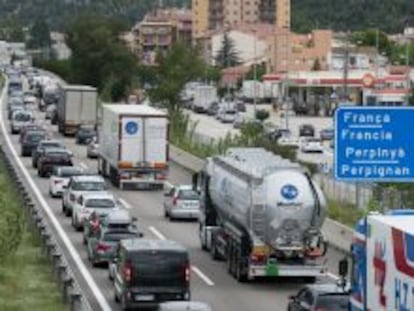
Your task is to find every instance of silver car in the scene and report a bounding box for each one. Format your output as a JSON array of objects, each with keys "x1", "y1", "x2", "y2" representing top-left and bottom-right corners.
[
  {"x1": 163, "y1": 185, "x2": 200, "y2": 220},
  {"x1": 86, "y1": 136, "x2": 99, "y2": 158}
]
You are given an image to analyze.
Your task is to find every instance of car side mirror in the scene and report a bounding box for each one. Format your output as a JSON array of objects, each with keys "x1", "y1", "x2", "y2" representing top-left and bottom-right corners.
[
  {"x1": 139, "y1": 232, "x2": 144, "y2": 238},
  {"x1": 62, "y1": 185, "x2": 68, "y2": 189},
  {"x1": 288, "y1": 295, "x2": 296, "y2": 301},
  {"x1": 132, "y1": 216, "x2": 138, "y2": 222},
  {"x1": 164, "y1": 192, "x2": 171, "y2": 197},
  {"x1": 339, "y1": 257, "x2": 349, "y2": 277}
]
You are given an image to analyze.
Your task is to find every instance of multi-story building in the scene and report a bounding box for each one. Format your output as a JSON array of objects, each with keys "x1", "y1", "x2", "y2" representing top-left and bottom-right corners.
[
  {"x1": 270, "y1": 30, "x2": 333, "y2": 73},
  {"x1": 192, "y1": 0, "x2": 264, "y2": 40},
  {"x1": 133, "y1": 8, "x2": 192, "y2": 65}
]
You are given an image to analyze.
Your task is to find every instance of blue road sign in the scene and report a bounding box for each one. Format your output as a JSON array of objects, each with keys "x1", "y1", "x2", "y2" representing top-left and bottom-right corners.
[{"x1": 335, "y1": 106, "x2": 414, "y2": 182}]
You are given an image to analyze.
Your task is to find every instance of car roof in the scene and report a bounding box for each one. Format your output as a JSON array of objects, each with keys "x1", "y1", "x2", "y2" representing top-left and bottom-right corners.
[
  {"x1": 39, "y1": 139, "x2": 62, "y2": 145},
  {"x1": 121, "y1": 239, "x2": 187, "y2": 252},
  {"x1": 158, "y1": 301, "x2": 212, "y2": 311},
  {"x1": 105, "y1": 209, "x2": 132, "y2": 223},
  {"x1": 44, "y1": 147, "x2": 69, "y2": 153},
  {"x1": 71, "y1": 175, "x2": 104, "y2": 182},
  {"x1": 81, "y1": 191, "x2": 114, "y2": 200}
]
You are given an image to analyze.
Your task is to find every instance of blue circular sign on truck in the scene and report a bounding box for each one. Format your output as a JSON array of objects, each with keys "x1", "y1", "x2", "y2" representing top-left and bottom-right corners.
[
  {"x1": 281, "y1": 184, "x2": 298, "y2": 200},
  {"x1": 125, "y1": 121, "x2": 138, "y2": 135}
]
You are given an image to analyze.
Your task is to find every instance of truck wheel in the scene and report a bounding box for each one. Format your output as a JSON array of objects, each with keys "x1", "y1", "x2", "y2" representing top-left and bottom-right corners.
[
  {"x1": 227, "y1": 242, "x2": 233, "y2": 274},
  {"x1": 210, "y1": 237, "x2": 219, "y2": 260},
  {"x1": 235, "y1": 251, "x2": 248, "y2": 283},
  {"x1": 200, "y1": 226, "x2": 208, "y2": 251}
]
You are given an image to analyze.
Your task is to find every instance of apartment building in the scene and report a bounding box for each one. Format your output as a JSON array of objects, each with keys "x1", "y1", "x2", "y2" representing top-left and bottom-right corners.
[
  {"x1": 192, "y1": 0, "x2": 262, "y2": 40},
  {"x1": 133, "y1": 8, "x2": 192, "y2": 65}
]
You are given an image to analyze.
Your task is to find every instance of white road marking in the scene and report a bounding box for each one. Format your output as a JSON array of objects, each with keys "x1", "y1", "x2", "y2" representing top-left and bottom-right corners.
[
  {"x1": 164, "y1": 181, "x2": 174, "y2": 189},
  {"x1": 0, "y1": 77, "x2": 112, "y2": 311},
  {"x1": 191, "y1": 266, "x2": 215, "y2": 286},
  {"x1": 149, "y1": 226, "x2": 166, "y2": 240},
  {"x1": 79, "y1": 162, "x2": 88, "y2": 170},
  {"x1": 327, "y1": 271, "x2": 340, "y2": 280},
  {"x1": 118, "y1": 198, "x2": 131, "y2": 209},
  {"x1": 149, "y1": 226, "x2": 215, "y2": 286}
]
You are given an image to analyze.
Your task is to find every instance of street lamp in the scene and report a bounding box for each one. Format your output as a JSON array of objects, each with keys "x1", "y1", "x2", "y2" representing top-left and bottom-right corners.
[{"x1": 253, "y1": 29, "x2": 257, "y2": 115}]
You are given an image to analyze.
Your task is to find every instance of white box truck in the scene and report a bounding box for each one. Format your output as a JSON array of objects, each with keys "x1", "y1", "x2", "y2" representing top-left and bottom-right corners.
[
  {"x1": 192, "y1": 85, "x2": 218, "y2": 113},
  {"x1": 57, "y1": 85, "x2": 97, "y2": 136},
  {"x1": 241, "y1": 80, "x2": 264, "y2": 103},
  {"x1": 98, "y1": 104, "x2": 169, "y2": 190}
]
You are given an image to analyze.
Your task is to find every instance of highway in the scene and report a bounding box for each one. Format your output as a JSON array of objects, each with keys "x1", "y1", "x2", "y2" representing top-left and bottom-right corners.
[{"x1": 2, "y1": 86, "x2": 346, "y2": 311}]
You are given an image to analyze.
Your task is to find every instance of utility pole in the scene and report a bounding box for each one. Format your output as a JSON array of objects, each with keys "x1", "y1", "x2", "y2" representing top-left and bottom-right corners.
[
  {"x1": 284, "y1": 29, "x2": 290, "y2": 130},
  {"x1": 343, "y1": 33, "x2": 350, "y2": 101},
  {"x1": 253, "y1": 29, "x2": 257, "y2": 115},
  {"x1": 375, "y1": 28, "x2": 380, "y2": 85},
  {"x1": 406, "y1": 42, "x2": 410, "y2": 105}
]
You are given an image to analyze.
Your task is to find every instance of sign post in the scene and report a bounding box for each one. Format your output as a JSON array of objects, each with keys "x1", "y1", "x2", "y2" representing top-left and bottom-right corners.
[{"x1": 335, "y1": 106, "x2": 414, "y2": 182}]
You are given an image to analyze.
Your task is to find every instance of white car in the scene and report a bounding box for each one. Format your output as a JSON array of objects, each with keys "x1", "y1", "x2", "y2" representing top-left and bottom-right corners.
[
  {"x1": 10, "y1": 110, "x2": 33, "y2": 134},
  {"x1": 71, "y1": 192, "x2": 118, "y2": 231},
  {"x1": 301, "y1": 138, "x2": 324, "y2": 153},
  {"x1": 23, "y1": 94, "x2": 37, "y2": 105},
  {"x1": 62, "y1": 175, "x2": 106, "y2": 217},
  {"x1": 49, "y1": 166, "x2": 84, "y2": 198},
  {"x1": 163, "y1": 185, "x2": 200, "y2": 220},
  {"x1": 218, "y1": 108, "x2": 237, "y2": 123}
]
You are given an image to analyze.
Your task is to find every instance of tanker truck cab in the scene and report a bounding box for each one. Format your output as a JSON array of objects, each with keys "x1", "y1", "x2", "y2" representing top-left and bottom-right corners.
[
  {"x1": 350, "y1": 209, "x2": 414, "y2": 311},
  {"x1": 194, "y1": 148, "x2": 328, "y2": 282}
]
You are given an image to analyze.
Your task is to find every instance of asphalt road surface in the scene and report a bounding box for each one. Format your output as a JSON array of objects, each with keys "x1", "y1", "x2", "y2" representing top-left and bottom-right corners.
[{"x1": 2, "y1": 90, "x2": 347, "y2": 311}]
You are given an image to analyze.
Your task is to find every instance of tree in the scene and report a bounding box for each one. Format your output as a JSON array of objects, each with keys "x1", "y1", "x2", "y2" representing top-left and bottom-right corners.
[
  {"x1": 0, "y1": 19, "x2": 25, "y2": 42},
  {"x1": 215, "y1": 32, "x2": 240, "y2": 68},
  {"x1": 64, "y1": 12, "x2": 138, "y2": 101},
  {"x1": 255, "y1": 109, "x2": 270, "y2": 122},
  {"x1": 148, "y1": 43, "x2": 205, "y2": 115},
  {"x1": 312, "y1": 58, "x2": 322, "y2": 71},
  {"x1": 244, "y1": 63, "x2": 266, "y2": 81},
  {"x1": 29, "y1": 19, "x2": 51, "y2": 48}
]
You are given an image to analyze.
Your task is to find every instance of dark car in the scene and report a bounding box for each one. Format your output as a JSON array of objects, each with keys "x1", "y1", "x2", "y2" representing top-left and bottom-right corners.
[
  {"x1": 287, "y1": 283, "x2": 349, "y2": 311},
  {"x1": 112, "y1": 239, "x2": 190, "y2": 309},
  {"x1": 37, "y1": 148, "x2": 73, "y2": 177},
  {"x1": 75, "y1": 125, "x2": 96, "y2": 145},
  {"x1": 299, "y1": 124, "x2": 315, "y2": 137},
  {"x1": 235, "y1": 101, "x2": 246, "y2": 112},
  {"x1": 19, "y1": 124, "x2": 45, "y2": 143},
  {"x1": 320, "y1": 128, "x2": 334, "y2": 141},
  {"x1": 20, "y1": 130, "x2": 47, "y2": 157},
  {"x1": 32, "y1": 140, "x2": 66, "y2": 168},
  {"x1": 206, "y1": 102, "x2": 219, "y2": 116}
]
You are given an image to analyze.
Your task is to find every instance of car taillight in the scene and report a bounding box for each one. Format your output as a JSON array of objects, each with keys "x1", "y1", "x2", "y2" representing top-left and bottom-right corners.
[
  {"x1": 183, "y1": 263, "x2": 190, "y2": 283},
  {"x1": 96, "y1": 242, "x2": 111, "y2": 252},
  {"x1": 156, "y1": 173, "x2": 167, "y2": 180},
  {"x1": 54, "y1": 180, "x2": 63, "y2": 185},
  {"x1": 250, "y1": 253, "x2": 267, "y2": 264},
  {"x1": 123, "y1": 262, "x2": 133, "y2": 282},
  {"x1": 70, "y1": 193, "x2": 76, "y2": 201}
]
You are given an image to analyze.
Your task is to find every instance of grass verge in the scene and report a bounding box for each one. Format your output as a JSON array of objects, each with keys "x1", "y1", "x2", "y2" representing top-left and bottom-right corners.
[
  {"x1": 0, "y1": 160, "x2": 68, "y2": 311},
  {"x1": 327, "y1": 199, "x2": 364, "y2": 228}
]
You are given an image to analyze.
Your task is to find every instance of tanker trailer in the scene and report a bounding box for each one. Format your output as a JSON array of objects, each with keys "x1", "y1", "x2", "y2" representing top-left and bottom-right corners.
[{"x1": 193, "y1": 148, "x2": 328, "y2": 282}]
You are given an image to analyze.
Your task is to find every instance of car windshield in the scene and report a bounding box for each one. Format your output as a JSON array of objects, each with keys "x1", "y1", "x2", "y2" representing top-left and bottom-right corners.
[
  {"x1": 59, "y1": 167, "x2": 83, "y2": 177},
  {"x1": 14, "y1": 113, "x2": 31, "y2": 121},
  {"x1": 72, "y1": 181, "x2": 105, "y2": 191},
  {"x1": 103, "y1": 231, "x2": 137, "y2": 242},
  {"x1": 316, "y1": 295, "x2": 349, "y2": 310},
  {"x1": 179, "y1": 189, "x2": 199, "y2": 200},
  {"x1": 26, "y1": 132, "x2": 46, "y2": 142},
  {"x1": 47, "y1": 152, "x2": 70, "y2": 158},
  {"x1": 41, "y1": 142, "x2": 63, "y2": 148},
  {"x1": 225, "y1": 110, "x2": 237, "y2": 115},
  {"x1": 85, "y1": 198, "x2": 115, "y2": 208},
  {"x1": 131, "y1": 252, "x2": 188, "y2": 286},
  {"x1": 308, "y1": 138, "x2": 321, "y2": 143}
]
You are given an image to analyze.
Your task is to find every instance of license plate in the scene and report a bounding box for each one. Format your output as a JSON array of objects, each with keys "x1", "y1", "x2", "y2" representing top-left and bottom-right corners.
[{"x1": 135, "y1": 294, "x2": 154, "y2": 301}]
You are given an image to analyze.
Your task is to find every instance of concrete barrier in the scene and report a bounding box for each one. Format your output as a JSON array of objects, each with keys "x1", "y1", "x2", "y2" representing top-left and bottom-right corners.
[{"x1": 169, "y1": 144, "x2": 354, "y2": 254}]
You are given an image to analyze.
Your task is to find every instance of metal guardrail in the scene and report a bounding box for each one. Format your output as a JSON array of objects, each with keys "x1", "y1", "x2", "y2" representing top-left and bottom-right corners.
[
  {"x1": 0, "y1": 146, "x2": 93, "y2": 311},
  {"x1": 0, "y1": 76, "x2": 94, "y2": 310}
]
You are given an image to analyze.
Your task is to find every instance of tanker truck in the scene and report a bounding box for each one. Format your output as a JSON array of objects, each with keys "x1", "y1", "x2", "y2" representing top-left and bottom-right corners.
[{"x1": 193, "y1": 148, "x2": 328, "y2": 282}]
